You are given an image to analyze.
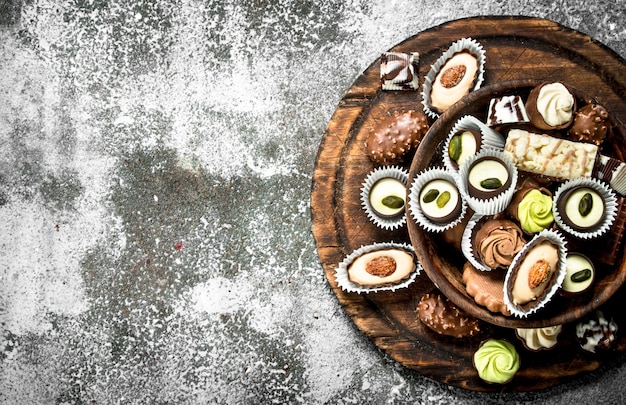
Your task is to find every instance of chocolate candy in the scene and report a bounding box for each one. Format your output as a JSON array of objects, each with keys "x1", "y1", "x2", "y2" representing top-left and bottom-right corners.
[
  {"x1": 417, "y1": 291, "x2": 480, "y2": 338},
  {"x1": 365, "y1": 110, "x2": 429, "y2": 165},
  {"x1": 380, "y1": 52, "x2": 420, "y2": 90}
]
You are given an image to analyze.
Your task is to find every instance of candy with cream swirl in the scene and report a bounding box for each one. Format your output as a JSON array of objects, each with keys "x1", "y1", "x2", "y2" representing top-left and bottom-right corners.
[
  {"x1": 473, "y1": 339, "x2": 520, "y2": 384},
  {"x1": 516, "y1": 325, "x2": 562, "y2": 351},
  {"x1": 474, "y1": 218, "x2": 526, "y2": 269},
  {"x1": 526, "y1": 82, "x2": 575, "y2": 130},
  {"x1": 517, "y1": 189, "x2": 554, "y2": 234}
]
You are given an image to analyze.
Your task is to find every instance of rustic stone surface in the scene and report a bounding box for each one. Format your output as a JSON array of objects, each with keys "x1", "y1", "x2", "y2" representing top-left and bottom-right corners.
[{"x1": 2, "y1": 1, "x2": 626, "y2": 403}]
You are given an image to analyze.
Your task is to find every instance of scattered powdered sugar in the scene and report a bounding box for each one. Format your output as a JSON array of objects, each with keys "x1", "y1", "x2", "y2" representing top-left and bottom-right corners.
[{"x1": 3, "y1": 0, "x2": 626, "y2": 403}]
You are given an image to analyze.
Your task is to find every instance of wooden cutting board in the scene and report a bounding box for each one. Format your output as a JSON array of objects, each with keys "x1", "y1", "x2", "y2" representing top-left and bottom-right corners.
[{"x1": 310, "y1": 16, "x2": 626, "y2": 392}]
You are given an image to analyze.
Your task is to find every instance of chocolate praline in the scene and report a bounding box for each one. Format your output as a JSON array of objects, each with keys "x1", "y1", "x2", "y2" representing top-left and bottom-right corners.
[
  {"x1": 417, "y1": 291, "x2": 481, "y2": 338},
  {"x1": 569, "y1": 103, "x2": 610, "y2": 146},
  {"x1": 560, "y1": 253, "x2": 595, "y2": 296},
  {"x1": 556, "y1": 186, "x2": 606, "y2": 232},
  {"x1": 466, "y1": 156, "x2": 513, "y2": 200},
  {"x1": 525, "y1": 82, "x2": 576, "y2": 130},
  {"x1": 368, "y1": 177, "x2": 406, "y2": 219},
  {"x1": 418, "y1": 178, "x2": 462, "y2": 224},
  {"x1": 448, "y1": 128, "x2": 482, "y2": 169}
]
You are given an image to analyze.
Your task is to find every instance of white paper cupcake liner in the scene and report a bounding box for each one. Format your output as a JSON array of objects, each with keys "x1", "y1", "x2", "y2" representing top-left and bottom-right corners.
[
  {"x1": 408, "y1": 167, "x2": 467, "y2": 232},
  {"x1": 421, "y1": 37, "x2": 486, "y2": 119},
  {"x1": 552, "y1": 177, "x2": 618, "y2": 239},
  {"x1": 334, "y1": 242, "x2": 422, "y2": 294},
  {"x1": 461, "y1": 213, "x2": 492, "y2": 272},
  {"x1": 442, "y1": 115, "x2": 506, "y2": 173},
  {"x1": 360, "y1": 166, "x2": 409, "y2": 230},
  {"x1": 457, "y1": 149, "x2": 518, "y2": 215},
  {"x1": 503, "y1": 229, "x2": 568, "y2": 318}
]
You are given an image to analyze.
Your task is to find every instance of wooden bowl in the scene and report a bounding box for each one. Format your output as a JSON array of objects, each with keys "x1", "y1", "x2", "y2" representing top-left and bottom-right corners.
[{"x1": 407, "y1": 78, "x2": 626, "y2": 329}]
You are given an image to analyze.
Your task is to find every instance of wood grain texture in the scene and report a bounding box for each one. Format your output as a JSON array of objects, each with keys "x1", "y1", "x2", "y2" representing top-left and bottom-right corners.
[{"x1": 310, "y1": 16, "x2": 626, "y2": 392}]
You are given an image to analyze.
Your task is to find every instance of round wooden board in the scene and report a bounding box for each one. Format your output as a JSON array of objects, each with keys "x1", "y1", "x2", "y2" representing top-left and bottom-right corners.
[{"x1": 310, "y1": 16, "x2": 626, "y2": 392}]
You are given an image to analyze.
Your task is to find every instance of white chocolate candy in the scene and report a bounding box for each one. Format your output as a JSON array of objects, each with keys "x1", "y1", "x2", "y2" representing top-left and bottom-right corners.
[
  {"x1": 430, "y1": 52, "x2": 479, "y2": 113},
  {"x1": 563, "y1": 188, "x2": 604, "y2": 229},
  {"x1": 516, "y1": 325, "x2": 562, "y2": 351},
  {"x1": 419, "y1": 179, "x2": 460, "y2": 221},
  {"x1": 348, "y1": 249, "x2": 415, "y2": 287},
  {"x1": 536, "y1": 82, "x2": 574, "y2": 127},
  {"x1": 368, "y1": 177, "x2": 406, "y2": 218},
  {"x1": 562, "y1": 254, "x2": 594, "y2": 294},
  {"x1": 504, "y1": 129, "x2": 598, "y2": 179},
  {"x1": 468, "y1": 159, "x2": 509, "y2": 193},
  {"x1": 511, "y1": 241, "x2": 559, "y2": 305}
]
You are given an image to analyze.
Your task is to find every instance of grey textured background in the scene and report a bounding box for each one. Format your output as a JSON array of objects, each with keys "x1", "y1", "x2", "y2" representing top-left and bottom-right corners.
[{"x1": 2, "y1": 1, "x2": 626, "y2": 404}]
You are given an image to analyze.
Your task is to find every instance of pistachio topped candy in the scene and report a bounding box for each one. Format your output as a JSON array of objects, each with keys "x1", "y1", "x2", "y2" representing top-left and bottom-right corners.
[
  {"x1": 447, "y1": 128, "x2": 482, "y2": 169},
  {"x1": 466, "y1": 156, "x2": 512, "y2": 199},
  {"x1": 368, "y1": 177, "x2": 406, "y2": 219},
  {"x1": 418, "y1": 178, "x2": 462, "y2": 224},
  {"x1": 561, "y1": 253, "x2": 595, "y2": 296}
]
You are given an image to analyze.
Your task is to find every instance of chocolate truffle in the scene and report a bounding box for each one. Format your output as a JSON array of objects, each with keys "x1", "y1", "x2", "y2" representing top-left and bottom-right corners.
[
  {"x1": 569, "y1": 103, "x2": 609, "y2": 145},
  {"x1": 525, "y1": 82, "x2": 575, "y2": 130},
  {"x1": 576, "y1": 310, "x2": 618, "y2": 353},
  {"x1": 365, "y1": 110, "x2": 429, "y2": 165},
  {"x1": 417, "y1": 292, "x2": 481, "y2": 338}
]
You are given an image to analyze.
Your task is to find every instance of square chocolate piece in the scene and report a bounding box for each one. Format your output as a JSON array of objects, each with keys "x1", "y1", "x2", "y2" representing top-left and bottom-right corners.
[{"x1": 380, "y1": 52, "x2": 419, "y2": 91}]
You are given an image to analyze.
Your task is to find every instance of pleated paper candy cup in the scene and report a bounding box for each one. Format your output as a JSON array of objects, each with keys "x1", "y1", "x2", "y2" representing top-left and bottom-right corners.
[
  {"x1": 422, "y1": 37, "x2": 486, "y2": 119},
  {"x1": 553, "y1": 178, "x2": 618, "y2": 239},
  {"x1": 408, "y1": 167, "x2": 467, "y2": 232},
  {"x1": 334, "y1": 242, "x2": 421, "y2": 294},
  {"x1": 458, "y1": 149, "x2": 518, "y2": 215},
  {"x1": 503, "y1": 229, "x2": 568, "y2": 318},
  {"x1": 442, "y1": 115, "x2": 506, "y2": 173},
  {"x1": 360, "y1": 165, "x2": 409, "y2": 231}
]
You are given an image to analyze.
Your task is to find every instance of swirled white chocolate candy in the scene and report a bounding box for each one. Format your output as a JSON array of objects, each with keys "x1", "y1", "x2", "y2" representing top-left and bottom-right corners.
[
  {"x1": 419, "y1": 179, "x2": 462, "y2": 223},
  {"x1": 510, "y1": 240, "x2": 559, "y2": 306},
  {"x1": 380, "y1": 52, "x2": 419, "y2": 90},
  {"x1": 516, "y1": 325, "x2": 562, "y2": 351},
  {"x1": 347, "y1": 248, "x2": 416, "y2": 287},
  {"x1": 430, "y1": 52, "x2": 479, "y2": 113},
  {"x1": 368, "y1": 177, "x2": 406, "y2": 218},
  {"x1": 487, "y1": 95, "x2": 530, "y2": 126},
  {"x1": 526, "y1": 82, "x2": 575, "y2": 130}
]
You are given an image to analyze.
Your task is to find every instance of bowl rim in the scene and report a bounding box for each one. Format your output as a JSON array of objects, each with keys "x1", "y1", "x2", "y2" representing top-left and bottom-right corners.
[{"x1": 406, "y1": 78, "x2": 626, "y2": 328}]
